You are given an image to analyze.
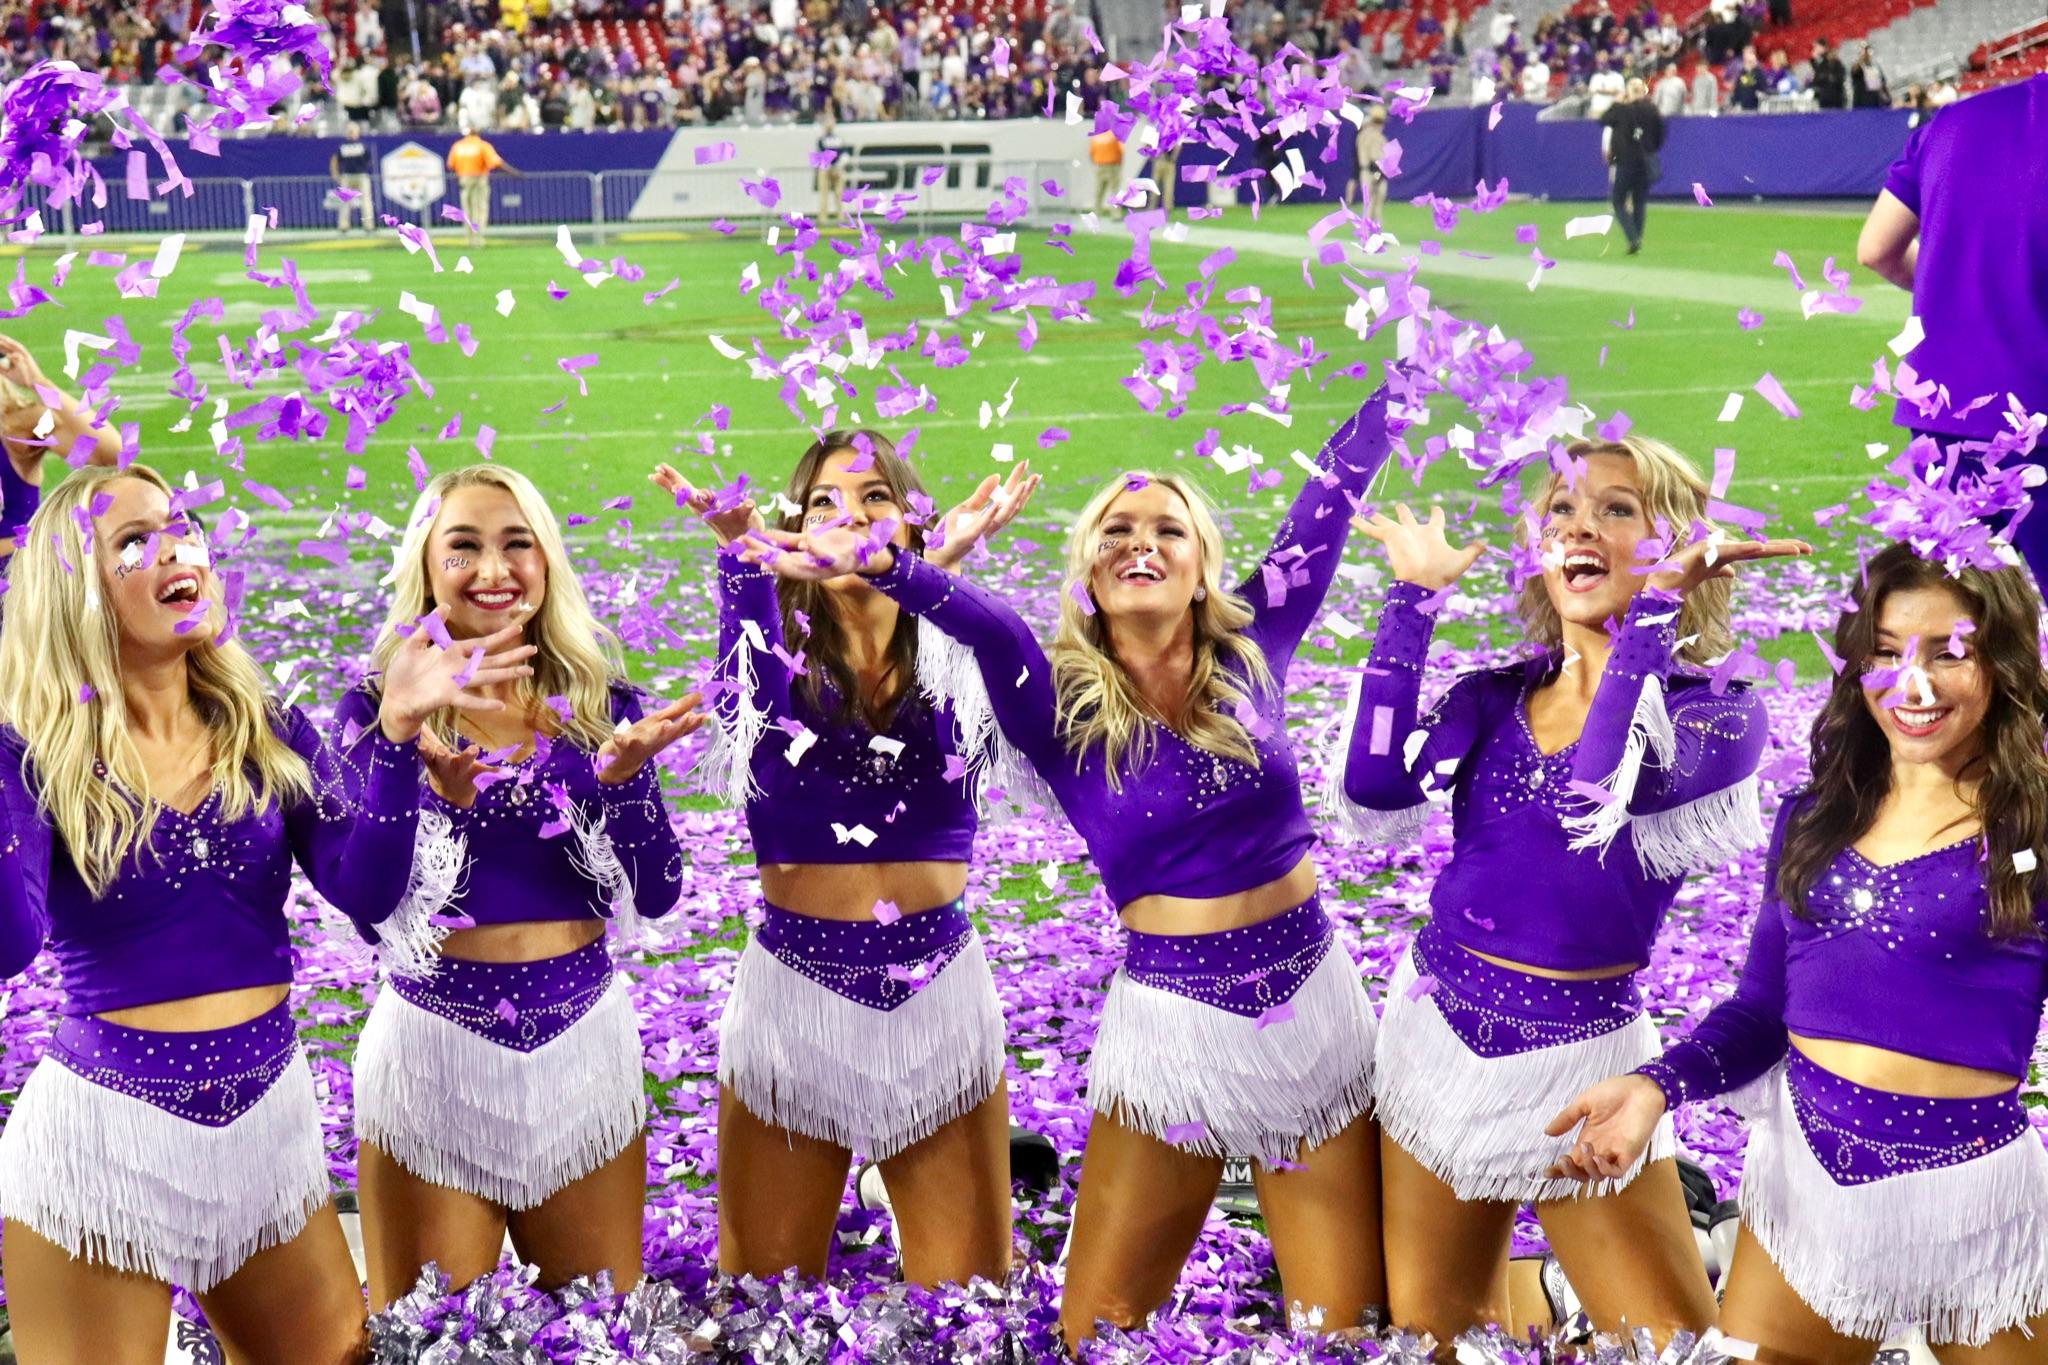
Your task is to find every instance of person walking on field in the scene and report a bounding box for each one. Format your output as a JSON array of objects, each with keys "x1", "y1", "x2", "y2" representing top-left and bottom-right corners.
[
  {"x1": 331, "y1": 122, "x2": 374, "y2": 233},
  {"x1": 1352, "y1": 104, "x2": 1390, "y2": 224},
  {"x1": 1089, "y1": 127, "x2": 1124, "y2": 217},
  {"x1": 447, "y1": 124, "x2": 517, "y2": 245},
  {"x1": 1602, "y1": 77, "x2": 1664, "y2": 255}
]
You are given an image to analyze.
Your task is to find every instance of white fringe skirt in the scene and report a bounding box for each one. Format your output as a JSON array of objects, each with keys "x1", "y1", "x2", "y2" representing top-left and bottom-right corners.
[
  {"x1": 718, "y1": 898, "x2": 1007, "y2": 1161},
  {"x1": 0, "y1": 1003, "x2": 330, "y2": 1293},
  {"x1": 353, "y1": 940, "x2": 646, "y2": 1210},
  {"x1": 1735, "y1": 1051, "x2": 2048, "y2": 1347},
  {"x1": 1374, "y1": 924, "x2": 1674, "y2": 1203},
  {"x1": 1087, "y1": 898, "x2": 1377, "y2": 1169}
]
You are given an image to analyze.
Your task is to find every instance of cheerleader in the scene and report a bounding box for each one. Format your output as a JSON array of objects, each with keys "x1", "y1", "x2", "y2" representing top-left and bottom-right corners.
[
  {"x1": 335, "y1": 465, "x2": 700, "y2": 1308},
  {"x1": 1336, "y1": 435, "x2": 1806, "y2": 1340},
  {"x1": 1551, "y1": 542, "x2": 2048, "y2": 1361},
  {"x1": 0, "y1": 464, "x2": 519, "y2": 1363},
  {"x1": 744, "y1": 395, "x2": 1393, "y2": 1344},
  {"x1": 655, "y1": 434, "x2": 1036, "y2": 1288},
  {"x1": 0, "y1": 332, "x2": 122, "y2": 558}
]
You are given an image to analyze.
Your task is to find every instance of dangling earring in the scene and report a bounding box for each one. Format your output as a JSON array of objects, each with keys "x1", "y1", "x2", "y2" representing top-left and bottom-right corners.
[{"x1": 1194, "y1": 586, "x2": 1208, "y2": 602}]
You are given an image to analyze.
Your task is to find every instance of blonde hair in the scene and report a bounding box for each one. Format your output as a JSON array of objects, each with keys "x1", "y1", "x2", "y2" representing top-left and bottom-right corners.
[
  {"x1": 1050, "y1": 471, "x2": 1274, "y2": 787},
  {"x1": 372, "y1": 464, "x2": 623, "y2": 751},
  {"x1": 1516, "y1": 435, "x2": 1734, "y2": 665},
  {"x1": 0, "y1": 464, "x2": 311, "y2": 897}
]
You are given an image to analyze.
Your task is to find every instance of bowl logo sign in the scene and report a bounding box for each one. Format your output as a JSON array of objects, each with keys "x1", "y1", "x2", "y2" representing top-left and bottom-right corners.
[{"x1": 380, "y1": 143, "x2": 447, "y2": 213}]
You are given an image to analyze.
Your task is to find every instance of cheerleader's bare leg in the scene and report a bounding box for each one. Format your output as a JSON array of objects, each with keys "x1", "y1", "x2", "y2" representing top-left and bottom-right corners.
[
  {"x1": 192, "y1": 1200, "x2": 369, "y2": 1365},
  {"x1": 1535, "y1": 1156, "x2": 1715, "y2": 1340},
  {"x1": 506, "y1": 1130, "x2": 648, "y2": 1291},
  {"x1": 1058, "y1": 1109, "x2": 1226, "y2": 1349},
  {"x1": 358, "y1": 1139, "x2": 508, "y2": 1308},
  {"x1": 876, "y1": 1080, "x2": 1013, "y2": 1286},
  {"x1": 1378, "y1": 1135, "x2": 1517, "y2": 1340},
  {"x1": 716, "y1": 1084, "x2": 857, "y2": 1280},
  {"x1": 0, "y1": 1219, "x2": 171, "y2": 1365},
  {"x1": 1255, "y1": 1112, "x2": 1386, "y2": 1332}
]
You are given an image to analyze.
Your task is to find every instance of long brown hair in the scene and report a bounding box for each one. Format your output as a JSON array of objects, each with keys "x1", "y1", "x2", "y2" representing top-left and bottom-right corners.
[
  {"x1": 1777, "y1": 543, "x2": 2048, "y2": 938},
  {"x1": 775, "y1": 429, "x2": 929, "y2": 732}
]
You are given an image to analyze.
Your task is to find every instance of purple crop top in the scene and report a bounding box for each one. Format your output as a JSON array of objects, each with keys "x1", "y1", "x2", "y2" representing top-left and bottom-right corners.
[
  {"x1": 857, "y1": 392, "x2": 1394, "y2": 910},
  {"x1": 1339, "y1": 580, "x2": 1769, "y2": 971},
  {"x1": 0, "y1": 706, "x2": 422, "y2": 1016},
  {"x1": 332, "y1": 680, "x2": 684, "y2": 945},
  {"x1": 708, "y1": 559, "x2": 981, "y2": 866},
  {"x1": 1638, "y1": 795, "x2": 2048, "y2": 1107}
]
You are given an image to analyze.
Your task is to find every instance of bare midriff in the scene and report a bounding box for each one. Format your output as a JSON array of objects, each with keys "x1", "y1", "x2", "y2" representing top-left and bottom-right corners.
[
  {"x1": 1117, "y1": 853, "x2": 1319, "y2": 937},
  {"x1": 759, "y1": 860, "x2": 970, "y2": 921},
  {"x1": 97, "y1": 982, "x2": 289, "y2": 1032},
  {"x1": 1789, "y1": 1032, "x2": 2019, "y2": 1100},
  {"x1": 441, "y1": 917, "x2": 607, "y2": 962},
  {"x1": 1458, "y1": 943, "x2": 1640, "y2": 981}
]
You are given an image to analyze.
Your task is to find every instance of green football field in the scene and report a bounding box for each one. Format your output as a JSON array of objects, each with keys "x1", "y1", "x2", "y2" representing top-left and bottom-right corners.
[{"x1": 0, "y1": 197, "x2": 1910, "y2": 674}]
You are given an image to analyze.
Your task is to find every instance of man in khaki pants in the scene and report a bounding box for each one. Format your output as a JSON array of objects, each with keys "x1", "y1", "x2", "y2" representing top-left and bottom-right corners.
[
  {"x1": 447, "y1": 123, "x2": 515, "y2": 244},
  {"x1": 1089, "y1": 128, "x2": 1124, "y2": 216}
]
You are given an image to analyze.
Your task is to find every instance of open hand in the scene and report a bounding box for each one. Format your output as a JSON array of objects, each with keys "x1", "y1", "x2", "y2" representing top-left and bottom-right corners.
[
  {"x1": 738, "y1": 523, "x2": 894, "y2": 581},
  {"x1": 596, "y1": 693, "x2": 708, "y2": 785},
  {"x1": 1352, "y1": 504, "x2": 1487, "y2": 591},
  {"x1": 1542, "y1": 1073, "x2": 1668, "y2": 1182},
  {"x1": 378, "y1": 619, "x2": 538, "y2": 744},
  {"x1": 1644, "y1": 536, "x2": 1811, "y2": 597},
  {"x1": 928, "y1": 461, "x2": 1041, "y2": 571},
  {"x1": 649, "y1": 463, "x2": 762, "y2": 546},
  {"x1": 416, "y1": 727, "x2": 500, "y2": 809}
]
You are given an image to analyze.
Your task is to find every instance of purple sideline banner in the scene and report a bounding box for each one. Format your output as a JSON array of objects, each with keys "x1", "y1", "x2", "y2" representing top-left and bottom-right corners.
[
  {"x1": 1179, "y1": 102, "x2": 1914, "y2": 206},
  {"x1": 86, "y1": 104, "x2": 1914, "y2": 228}
]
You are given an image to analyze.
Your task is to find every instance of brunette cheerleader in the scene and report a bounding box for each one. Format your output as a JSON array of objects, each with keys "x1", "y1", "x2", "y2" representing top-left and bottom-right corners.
[
  {"x1": 745, "y1": 394, "x2": 1393, "y2": 1345},
  {"x1": 1552, "y1": 542, "x2": 2048, "y2": 1362},
  {"x1": 0, "y1": 464, "x2": 523, "y2": 1363},
  {"x1": 1336, "y1": 435, "x2": 1806, "y2": 1341},
  {"x1": 336, "y1": 465, "x2": 701, "y2": 1307},
  {"x1": 656, "y1": 435, "x2": 1036, "y2": 1288}
]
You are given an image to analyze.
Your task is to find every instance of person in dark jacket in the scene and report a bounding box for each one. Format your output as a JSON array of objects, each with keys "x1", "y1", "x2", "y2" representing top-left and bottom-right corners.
[
  {"x1": 1602, "y1": 77, "x2": 1664, "y2": 254},
  {"x1": 1808, "y1": 37, "x2": 1847, "y2": 109}
]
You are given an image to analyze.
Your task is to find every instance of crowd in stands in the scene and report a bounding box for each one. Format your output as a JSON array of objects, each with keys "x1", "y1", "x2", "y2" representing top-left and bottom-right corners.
[{"x1": 0, "y1": 0, "x2": 1989, "y2": 134}]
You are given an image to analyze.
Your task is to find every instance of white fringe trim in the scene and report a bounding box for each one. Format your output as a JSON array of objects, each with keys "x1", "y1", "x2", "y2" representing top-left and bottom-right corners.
[
  {"x1": 1374, "y1": 947, "x2": 1674, "y2": 1203},
  {"x1": 1627, "y1": 773, "x2": 1767, "y2": 880},
  {"x1": 354, "y1": 975, "x2": 647, "y2": 1210},
  {"x1": 375, "y1": 806, "x2": 469, "y2": 981},
  {"x1": 717, "y1": 932, "x2": 1006, "y2": 1160},
  {"x1": 1086, "y1": 945, "x2": 1377, "y2": 1168},
  {"x1": 916, "y1": 616, "x2": 1056, "y2": 821},
  {"x1": 1738, "y1": 1064, "x2": 2048, "y2": 1346},
  {"x1": 697, "y1": 630, "x2": 769, "y2": 805},
  {"x1": 1318, "y1": 670, "x2": 1433, "y2": 845},
  {"x1": 564, "y1": 799, "x2": 647, "y2": 948},
  {"x1": 0, "y1": 1052, "x2": 329, "y2": 1292},
  {"x1": 1561, "y1": 672, "x2": 1675, "y2": 863}
]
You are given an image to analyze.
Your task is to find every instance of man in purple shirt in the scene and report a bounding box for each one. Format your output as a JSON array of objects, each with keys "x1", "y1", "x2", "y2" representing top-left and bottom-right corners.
[{"x1": 1858, "y1": 75, "x2": 2048, "y2": 582}]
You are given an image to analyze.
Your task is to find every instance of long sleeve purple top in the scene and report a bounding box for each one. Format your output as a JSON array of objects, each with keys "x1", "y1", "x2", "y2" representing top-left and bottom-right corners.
[
  {"x1": 856, "y1": 393, "x2": 1393, "y2": 910},
  {"x1": 1638, "y1": 795, "x2": 2048, "y2": 1108},
  {"x1": 1341, "y1": 580, "x2": 1769, "y2": 971},
  {"x1": 0, "y1": 707, "x2": 421, "y2": 1016},
  {"x1": 332, "y1": 680, "x2": 684, "y2": 927},
  {"x1": 712, "y1": 558, "x2": 981, "y2": 865}
]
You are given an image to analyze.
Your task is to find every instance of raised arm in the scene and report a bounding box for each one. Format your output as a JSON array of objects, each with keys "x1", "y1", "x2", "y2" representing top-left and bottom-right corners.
[
  {"x1": 583, "y1": 685, "x2": 687, "y2": 923},
  {"x1": 1562, "y1": 591, "x2": 1769, "y2": 875},
  {"x1": 0, "y1": 731, "x2": 51, "y2": 980},
  {"x1": 285, "y1": 705, "x2": 424, "y2": 936},
  {"x1": 862, "y1": 548, "x2": 1064, "y2": 775},
  {"x1": 1237, "y1": 388, "x2": 1394, "y2": 673},
  {"x1": 1331, "y1": 580, "x2": 1489, "y2": 840}
]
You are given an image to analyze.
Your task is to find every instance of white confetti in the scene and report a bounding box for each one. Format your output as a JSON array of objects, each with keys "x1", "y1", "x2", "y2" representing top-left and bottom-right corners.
[
  {"x1": 1717, "y1": 393, "x2": 1744, "y2": 423},
  {"x1": 495, "y1": 289, "x2": 515, "y2": 317},
  {"x1": 2015, "y1": 848, "x2": 2038, "y2": 874},
  {"x1": 1887, "y1": 315, "x2": 1925, "y2": 358},
  {"x1": 831, "y1": 821, "x2": 877, "y2": 847},
  {"x1": 868, "y1": 735, "x2": 905, "y2": 760},
  {"x1": 1563, "y1": 215, "x2": 1613, "y2": 238}
]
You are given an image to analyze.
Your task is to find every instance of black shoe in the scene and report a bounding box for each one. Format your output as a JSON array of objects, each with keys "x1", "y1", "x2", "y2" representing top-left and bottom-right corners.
[
  {"x1": 1674, "y1": 1156, "x2": 1719, "y2": 1231},
  {"x1": 1009, "y1": 1126, "x2": 1058, "y2": 1194},
  {"x1": 1627, "y1": 241, "x2": 1642, "y2": 254}
]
